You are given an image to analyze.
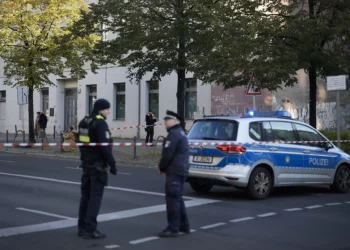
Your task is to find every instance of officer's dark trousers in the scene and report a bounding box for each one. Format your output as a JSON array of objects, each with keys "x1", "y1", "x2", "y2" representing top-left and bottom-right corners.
[
  {"x1": 145, "y1": 127, "x2": 154, "y2": 143},
  {"x1": 78, "y1": 167, "x2": 106, "y2": 232},
  {"x1": 165, "y1": 174, "x2": 189, "y2": 232}
]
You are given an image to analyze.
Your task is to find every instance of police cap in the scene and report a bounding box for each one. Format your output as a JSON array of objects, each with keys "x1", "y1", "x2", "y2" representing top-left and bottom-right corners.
[{"x1": 163, "y1": 110, "x2": 183, "y2": 121}]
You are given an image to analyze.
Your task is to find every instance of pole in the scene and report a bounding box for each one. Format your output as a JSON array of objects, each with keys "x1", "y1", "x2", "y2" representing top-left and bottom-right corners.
[
  {"x1": 53, "y1": 125, "x2": 56, "y2": 139},
  {"x1": 21, "y1": 104, "x2": 24, "y2": 137},
  {"x1": 133, "y1": 136, "x2": 137, "y2": 160},
  {"x1": 137, "y1": 83, "x2": 141, "y2": 139},
  {"x1": 253, "y1": 96, "x2": 256, "y2": 110},
  {"x1": 6, "y1": 130, "x2": 8, "y2": 143},
  {"x1": 336, "y1": 90, "x2": 341, "y2": 148}
]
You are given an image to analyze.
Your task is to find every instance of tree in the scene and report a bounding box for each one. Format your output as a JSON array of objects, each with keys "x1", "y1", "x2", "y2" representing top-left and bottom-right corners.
[
  {"x1": 197, "y1": 0, "x2": 350, "y2": 128},
  {"x1": 88, "y1": 0, "x2": 252, "y2": 127},
  {"x1": 0, "y1": 0, "x2": 99, "y2": 142}
]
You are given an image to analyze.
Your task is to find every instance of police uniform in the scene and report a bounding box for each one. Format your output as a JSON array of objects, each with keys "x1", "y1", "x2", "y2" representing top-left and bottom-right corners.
[
  {"x1": 77, "y1": 99, "x2": 117, "y2": 239},
  {"x1": 158, "y1": 110, "x2": 190, "y2": 237}
]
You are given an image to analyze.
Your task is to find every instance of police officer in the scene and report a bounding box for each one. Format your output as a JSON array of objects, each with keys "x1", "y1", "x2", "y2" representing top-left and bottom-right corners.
[
  {"x1": 77, "y1": 99, "x2": 117, "y2": 239},
  {"x1": 158, "y1": 110, "x2": 190, "y2": 237}
]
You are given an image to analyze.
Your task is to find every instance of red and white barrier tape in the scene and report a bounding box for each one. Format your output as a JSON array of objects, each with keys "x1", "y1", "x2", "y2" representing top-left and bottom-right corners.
[
  {"x1": 110, "y1": 124, "x2": 162, "y2": 131},
  {"x1": 1, "y1": 140, "x2": 350, "y2": 147}
]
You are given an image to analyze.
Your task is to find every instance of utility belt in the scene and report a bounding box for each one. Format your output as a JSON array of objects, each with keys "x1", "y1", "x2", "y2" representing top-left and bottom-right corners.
[{"x1": 81, "y1": 161, "x2": 108, "y2": 186}]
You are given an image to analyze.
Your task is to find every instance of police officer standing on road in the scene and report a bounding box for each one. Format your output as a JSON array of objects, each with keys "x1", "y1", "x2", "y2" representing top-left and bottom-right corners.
[
  {"x1": 77, "y1": 99, "x2": 117, "y2": 239},
  {"x1": 158, "y1": 110, "x2": 190, "y2": 237}
]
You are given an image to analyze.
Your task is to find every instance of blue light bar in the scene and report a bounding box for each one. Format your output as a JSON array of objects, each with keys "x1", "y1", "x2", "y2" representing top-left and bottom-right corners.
[{"x1": 245, "y1": 110, "x2": 292, "y2": 118}]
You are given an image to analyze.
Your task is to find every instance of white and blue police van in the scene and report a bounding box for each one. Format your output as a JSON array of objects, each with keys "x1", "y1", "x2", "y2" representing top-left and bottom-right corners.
[{"x1": 186, "y1": 111, "x2": 350, "y2": 199}]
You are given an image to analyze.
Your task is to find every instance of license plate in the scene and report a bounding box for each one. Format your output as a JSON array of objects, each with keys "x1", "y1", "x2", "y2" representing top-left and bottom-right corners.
[{"x1": 193, "y1": 156, "x2": 213, "y2": 163}]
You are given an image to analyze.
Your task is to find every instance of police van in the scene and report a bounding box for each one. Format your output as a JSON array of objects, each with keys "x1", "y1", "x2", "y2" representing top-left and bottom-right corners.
[{"x1": 186, "y1": 111, "x2": 350, "y2": 199}]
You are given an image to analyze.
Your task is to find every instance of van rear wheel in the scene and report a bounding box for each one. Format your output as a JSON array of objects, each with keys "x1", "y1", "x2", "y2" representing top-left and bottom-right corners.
[
  {"x1": 189, "y1": 182, "x2": 213, "y2": 193},
  {"x1": 247, "y1": 167, "x2": 273, "y2": 200}
]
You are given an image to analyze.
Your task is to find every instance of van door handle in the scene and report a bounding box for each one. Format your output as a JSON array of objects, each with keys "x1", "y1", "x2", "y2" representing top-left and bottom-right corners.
[
  {"x1": 303, "y1": 150, "x2": 311, "y2": 154},
  {"x1": 269, "y1": 147, "x2": 278, "y2": 151}
]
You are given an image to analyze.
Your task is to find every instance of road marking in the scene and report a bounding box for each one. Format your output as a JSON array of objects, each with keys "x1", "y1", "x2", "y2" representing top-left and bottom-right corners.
[
  {"x1": 325, "y1": 203, "x2": 342, "y2": 206},
  {"x1": 257, "y1": 212, "x2": 276, "y2": 218},
  {"x1": 0, "y1": 199, "x2": 219, "y2": 238},
  {"x1": 0, "y1": 172, "x2": 208, "y2": 200},
  {"x1": 345, "y1": 201, "x2": 350, "y2": 204},
  {"x1": 130, "y1": 237, "x2": 159, "y2": 245},
  {"x1": 65, "y1": 167, "x2": 132, "y2": 175},
  {"x1": 230, "y1": 217, "x2": 255, "y2": 223},
  {"x1": 305, "y1": 205, "x2": 323, "y2": 209},
  {"x1": 0, "y1": 160, "x2": 15, "y2": 163},
  {"x1": 105, "y1": 245, "x2": 120, "y2": 249},
  {"x1": 284, "y1": 208, "x2": 303, "y2": 212},
  {"x1": 200, "y1": 222, "x2": 226, "y2": 230},
  {"x1": 190, "y1": 229, "x2": 196, "y2": 233},
  {"x1": 16, "y1": 208, "x2": 74, "y2": 220},
  {"x1": 308, "y1": 193, "x2": 323, "y2": 196}
]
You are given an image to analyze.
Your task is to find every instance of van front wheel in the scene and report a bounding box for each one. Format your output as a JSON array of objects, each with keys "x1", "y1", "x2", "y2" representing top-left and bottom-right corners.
[{"x1": 189, "y1": 182, "x2": 213, "y2": 193}]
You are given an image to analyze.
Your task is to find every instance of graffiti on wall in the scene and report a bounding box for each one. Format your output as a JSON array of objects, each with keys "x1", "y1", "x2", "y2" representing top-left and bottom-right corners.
[{"x1": 283, "y1": 102, "x2": 350, "y2": 130}]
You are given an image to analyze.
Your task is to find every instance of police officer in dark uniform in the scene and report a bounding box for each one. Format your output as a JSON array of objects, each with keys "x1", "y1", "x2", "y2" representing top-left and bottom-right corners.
[
  {"x1": 77, "y1": 99, "x2": 117, "y2": 239},
  {"x1": 158, "y1": 110, "x2": 190, "y2": 237}
]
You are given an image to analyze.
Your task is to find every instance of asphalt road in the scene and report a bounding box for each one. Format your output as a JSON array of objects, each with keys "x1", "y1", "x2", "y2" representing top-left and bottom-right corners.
[{"x1": 0, "y1": 153, "x2": 350, "y2": 250}]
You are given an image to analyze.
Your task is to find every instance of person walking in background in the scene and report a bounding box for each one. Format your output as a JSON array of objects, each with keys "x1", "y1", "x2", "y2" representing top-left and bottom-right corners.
[
  {"x1": 158, "y1": 110, "x2": 190, "y2": 237},
  {"x1": 145, "y1": 110, "x2": 157, "y2": 145},
  {"x1": 35, "y1": 112, "x2": 40, "y2": 139}
]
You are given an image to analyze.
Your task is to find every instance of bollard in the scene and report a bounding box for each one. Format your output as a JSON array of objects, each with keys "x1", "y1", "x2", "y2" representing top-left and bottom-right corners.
[
  {"x1": 23, "y1": 131, "x2": 25, "y2": 143},
  {"x1": 41, "y1": 130, "x2": 44, "y2": 151},
  {"x1": 133, "y1": 136, "x2": 137, "y2": 160},
  {"x1": 60, "y1": 133, "x2": 64, "y2": 153},
  {"x1": 6, "y1": 130, "x2": 8, "y2": 143},
  {"x1": 53, "y1": 126, "x2": 56, "y2": 139}
]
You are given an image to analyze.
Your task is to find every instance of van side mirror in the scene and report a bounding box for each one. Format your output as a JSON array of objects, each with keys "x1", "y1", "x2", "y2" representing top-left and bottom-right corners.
[{"x1": 322, "y1": 142, "x2": 333, "y2": 151}]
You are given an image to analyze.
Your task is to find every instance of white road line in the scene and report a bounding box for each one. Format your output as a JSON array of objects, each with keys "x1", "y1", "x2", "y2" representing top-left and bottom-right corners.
[
  {"x1": 65, "y1": 167, "x2": 132, "y2": 175},
  {"x1": 0, "y1": 160, "x2": 15, "y2": 163},
  {"x1": 16, "y1": 208, "x2": 74, "y2": 220},
  {"x1": 230, "y1": 217, "x2": 255, "y2": 223},
  {"x1": 257, "y1": 212, "x2": 276, "y2": 218},
  {"x1": 305, "y1": 205, "x2": 323, "y2": 209},
  {"x1": 129, "y1": 237, "x2": 159, "y2": 245},
  {"x1": 190, "y1": 229, "x2": 196, "y2": 233},
  {"x1": 200, "y1": 222, "x2": 226, "y2": 230},
  {"x1": 0, "y1": 172, "x2": 209, "y2": 200},
  {"x1": 325, "y1": 203, "x2": 342, "y2": 206},
  {"x1": 284, "y1": 208, "x2": 303, "y2": 212},
  {"x1": 345, "y1": 201, "x2": 350, "y2": 204},
  {"x1": 105, "y1": 245, "x2": 120, "y2": 249},
  {"x1": 0, "y1": 199, "x2": 219, "y2": 238}
]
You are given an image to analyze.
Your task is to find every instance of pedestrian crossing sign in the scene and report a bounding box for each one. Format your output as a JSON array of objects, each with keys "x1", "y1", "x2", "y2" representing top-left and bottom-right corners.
[{"x1": 245, "y1": 73, "x2": 261, "y2": 96}]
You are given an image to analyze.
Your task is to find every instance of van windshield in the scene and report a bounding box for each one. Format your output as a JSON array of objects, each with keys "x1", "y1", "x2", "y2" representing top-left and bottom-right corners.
[{"x1": 187, "y1": 119, "x2": 238, "y2": 141}]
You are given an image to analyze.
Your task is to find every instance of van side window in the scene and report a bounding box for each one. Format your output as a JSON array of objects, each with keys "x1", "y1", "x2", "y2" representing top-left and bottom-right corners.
[
  {"x1": 270, "y1": 122, "x2": 297, "y2": 142},
  {"x1": 249, "y1": 122, "x2": 263, "y2": 141},
  {"x1": 294, "y1": 123, "x2": 325, "y2": 147},
  {"x1": 262, "y1": 122, "x2": 275, "y2": 141}
]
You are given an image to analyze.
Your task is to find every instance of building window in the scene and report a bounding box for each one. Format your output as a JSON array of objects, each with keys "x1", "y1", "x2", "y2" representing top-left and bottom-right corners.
[
  {"x1": 41, "y1": 88, "x2": 49, "y2": 116},
  {"x1": 87, "y1": 85, "x2": 97, "y2": 114},
  {"x1": 148, "y1": 80, "x2": 159, "y2": 118},
  {"x1": 99, "y1": 22, "x2": 108, "y2": 42},
  {"x1": 185, "y1": 78, "x2": 197, "y2": 119},
  {"x1": 115, "y1": 83, "x2": 126, "y2": 119},
  {"x1": 0, "y1": 91, "x2": 6, "y2": 102}
]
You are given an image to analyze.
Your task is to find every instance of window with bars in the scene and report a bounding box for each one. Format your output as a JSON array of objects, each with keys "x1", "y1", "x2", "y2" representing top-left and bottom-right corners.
[
  {"x1": 87, "y1": 85, "x2": 97, "y2": 114},
  {"x1": 148, "y1": 80, "x2": 159, "y2": 118},
  {"x1": 115, "y1": 83, "x2": 126, "y2": 119},
  {"x1": 185, "y1": 78, "x2": 197, "y2": 119}
]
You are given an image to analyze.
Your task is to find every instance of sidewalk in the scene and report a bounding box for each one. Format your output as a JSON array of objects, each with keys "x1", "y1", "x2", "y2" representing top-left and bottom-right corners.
[{"x1": 0, "y1": 136, "x2": 163, "y2": 168}]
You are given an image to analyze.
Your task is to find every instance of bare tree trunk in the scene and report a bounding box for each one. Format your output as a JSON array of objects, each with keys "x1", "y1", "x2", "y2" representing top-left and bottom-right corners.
[{"x1": 308, "y1": 64, "x2": 317, "y2": 128}]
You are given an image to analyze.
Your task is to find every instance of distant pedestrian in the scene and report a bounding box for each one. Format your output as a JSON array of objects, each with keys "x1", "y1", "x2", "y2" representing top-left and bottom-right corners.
[
  {"x1": 145, "y1": 110, "x2": 157, "y2": 145},
  {"x1": 158, "y1": 110, "x2": 190, "y2": 237},
  {"x1": 35, "y1": 112, "x2": 40, "y2": 139},
  {"x1": 77, "y1": 99, "x2": 117, "y2": 239},
  {"x1": 37, "y1": 111, "x2": 48, "y2": 131}
]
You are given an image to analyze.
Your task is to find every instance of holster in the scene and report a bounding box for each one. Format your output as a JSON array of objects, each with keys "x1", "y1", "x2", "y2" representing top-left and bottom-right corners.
[{"x1": 95, "y1": 166, "x2": 108, "y2": 186}]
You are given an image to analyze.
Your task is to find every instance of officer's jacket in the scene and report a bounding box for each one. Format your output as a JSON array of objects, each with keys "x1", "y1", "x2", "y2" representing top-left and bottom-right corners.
[
  {"x1": 159, "y1": 124, "x2": 189, "y2": 176},
  {"x1": 78, "y1": 113, "x2": 116, "y2": 168}
]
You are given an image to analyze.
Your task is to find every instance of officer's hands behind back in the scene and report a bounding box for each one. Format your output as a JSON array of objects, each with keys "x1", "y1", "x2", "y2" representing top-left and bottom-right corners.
[{"x1": 110, "y1": 166, "x2": 117, "y2": 175}]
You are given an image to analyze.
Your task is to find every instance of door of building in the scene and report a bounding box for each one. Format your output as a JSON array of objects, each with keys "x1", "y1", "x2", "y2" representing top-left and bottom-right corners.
[{"x1": 64, "y1": 88, "x2": 77, "y2": 131}]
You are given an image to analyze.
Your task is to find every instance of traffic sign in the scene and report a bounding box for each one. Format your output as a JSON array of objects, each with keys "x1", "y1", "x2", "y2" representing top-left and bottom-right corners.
[
  {"x1": 245, "y1": 73, "x2": 261, "y2": 96},
  {"x1": 326, "y1": 75, "x2": 348, "y2": 91},
  {"x1": 17, "y1": 86, "x2": 29, "y2": 105}
]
